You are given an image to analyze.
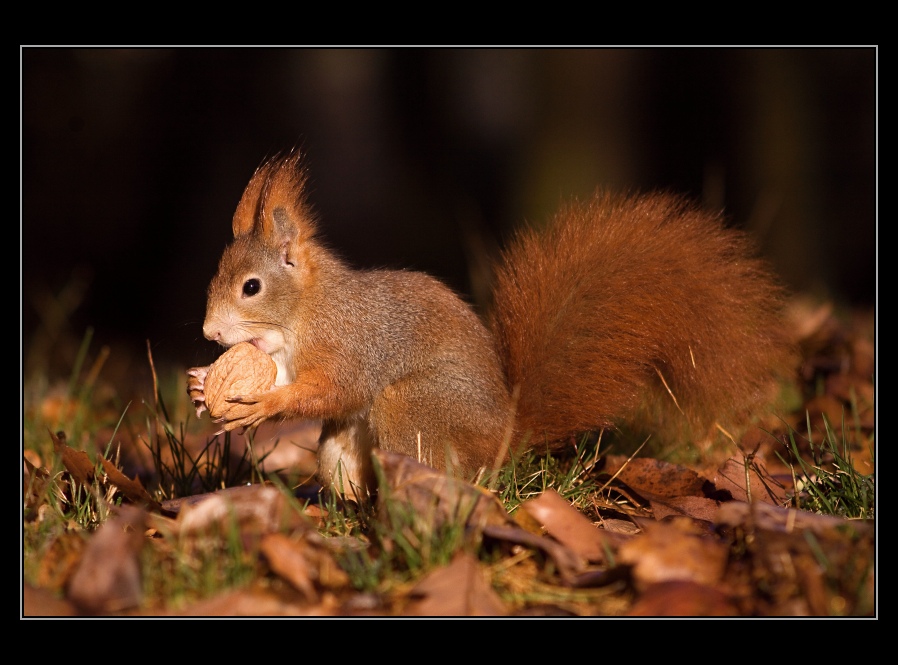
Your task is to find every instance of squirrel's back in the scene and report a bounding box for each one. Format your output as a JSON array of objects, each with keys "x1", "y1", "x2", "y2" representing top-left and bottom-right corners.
[{"x1": 491, "y1": 190, "x2": 795, "y2": 450}]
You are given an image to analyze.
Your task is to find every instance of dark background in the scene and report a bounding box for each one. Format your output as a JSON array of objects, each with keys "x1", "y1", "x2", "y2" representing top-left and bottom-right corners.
[{"x1": 22, "y1": 48, "x2": 877, "y2": 382}]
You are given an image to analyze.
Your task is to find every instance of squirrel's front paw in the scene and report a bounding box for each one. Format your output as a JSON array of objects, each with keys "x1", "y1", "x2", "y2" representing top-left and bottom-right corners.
[
  {"x1": 213, "y1": 393, "x2": 270, "y2": 434},
  {"x1": 186, "y1": 366, "x2": 209, "y2": 417}
]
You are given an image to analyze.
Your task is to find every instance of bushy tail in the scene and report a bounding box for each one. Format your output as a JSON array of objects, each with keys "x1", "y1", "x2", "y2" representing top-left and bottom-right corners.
[{"x1": 489, "y1": 191, "x2": 796, "y2": 450}]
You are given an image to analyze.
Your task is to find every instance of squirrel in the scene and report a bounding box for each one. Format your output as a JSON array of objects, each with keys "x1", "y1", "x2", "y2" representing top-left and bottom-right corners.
[{"x1": 187, "y1": 150, "x2": 795, "y2": 500}]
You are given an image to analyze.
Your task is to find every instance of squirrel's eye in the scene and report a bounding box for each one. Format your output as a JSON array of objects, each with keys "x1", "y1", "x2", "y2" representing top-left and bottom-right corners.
[{"x1": 243, "y1": 278, "x2": 261, "y2": 297}]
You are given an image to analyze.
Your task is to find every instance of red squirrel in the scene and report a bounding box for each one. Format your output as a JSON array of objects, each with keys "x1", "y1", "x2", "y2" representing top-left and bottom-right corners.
[{"x1": 187, "y1": 150, "x2": 795, "y2": 498}]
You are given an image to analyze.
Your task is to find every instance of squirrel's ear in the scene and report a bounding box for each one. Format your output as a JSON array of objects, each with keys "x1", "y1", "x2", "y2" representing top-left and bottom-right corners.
[
  {"x1": 231, "y1": 151, "x2": 315, "y2": 244},
  {"x1": 258, "y1": 153, "x2": 315, "y2": 249},
  {"x1": 232, "y1": 158, "x2": 273, "y2": 238}
]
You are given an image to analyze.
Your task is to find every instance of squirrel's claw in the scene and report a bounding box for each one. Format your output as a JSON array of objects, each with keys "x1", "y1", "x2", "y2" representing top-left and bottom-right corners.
[
  {"x1": 224, "y1": 394, "x2": 259, "y2": 405},
  {"x1": 210, "y1": 394, "x2": 269, "y2": 433},
  {"x1": 186, "y1": 365, "x2": 210, "y2": 419}
]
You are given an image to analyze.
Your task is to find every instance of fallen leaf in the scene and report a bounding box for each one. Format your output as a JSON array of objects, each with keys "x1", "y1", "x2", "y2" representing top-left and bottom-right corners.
[
  {"x1": 23, "y1": 455, "x2": 52, "y2": 515},
  {"x1": 511, "y1": 504, "x2": 546, "y2": 535},
  {"x1": 805, "y1": 394, "x2": 850, "y2": 428},
  {"x1": 260, "y1": 531, "x2": 350, "y2": 601},
  {"x1": 482, "y1": 523, "x2": 586, "y2": 582},
  {"x1": 372, "y1": 449, "x2": 511, "y2": 536},
  {"x1": 521, "y1": 489, "x2": 616, "y2": 564},
  {"x1": 171, "y1": 584, "x2": 337, "y2": 617},
  {"x1": 48, "y1": 430, "x2": 169, "y2": 516},
  {"x1": 713, "y1": 455, "x2": 789, "y2": 505},
  {"x1": 649, "y1": 495, "x2": 721, "y2": 523},
  {"x1": 604, "y1": 455, "x2": 708, "y2": 498},
  {"x1": 794, "y1": 554, "x2": 831, "y2": 616},
  {"x1": 99, "y1": 457, "x2": 162, "y2": 512},
  {"x1": 35, "y1": 531, "x2": 86, "y2": 593},
  {"x1": 260, "y1": 533, "x2": 318, "y2": 601},
  {"x1": 717, "y1": 500, "x2": 874, "y2": 616},
  {"x1": 825, "y1": 371, "x2": 872, "y2": 405},
  {"x1": 23, "y1": 583, "x2": 77, "y2": 617},
  {"x1": 617, "y1": 519, "x2": 729, "y2": 591},
  {"x1": 788, "y1": 298, "x2": 833, "y2": 342},
  {"x1": 598, "y1": 517, "x2": 641, "y2": 536},
  {"x1": 715, "y1": 500, "x2": 873, "y2": 538},
  {"x1": 849, "y1": 334, "x2": 875, "y2": 381},
  {"x1": 66, "y1": 506, "x2": 147, "y2": 614},
  {"x1": 175, "y1": 484, "x2": 286, "y2": 536},
  {"x1": 51, "y1": 430, "x2": 96, "y2": 488},
  {"x1": 23, "y1": 449, "x2": 42, "y2": 468},
  {"x1": 627, "y1": 580, "x2": 739, "y2": 617},
  {"x1": 405, "y1": 552, "x2": 506, "y2": 616}
]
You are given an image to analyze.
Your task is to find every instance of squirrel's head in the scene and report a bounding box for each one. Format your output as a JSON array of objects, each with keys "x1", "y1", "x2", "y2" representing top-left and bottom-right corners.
[{"x1": 202, "y1": 150, "x2": 320, "y2": 353}]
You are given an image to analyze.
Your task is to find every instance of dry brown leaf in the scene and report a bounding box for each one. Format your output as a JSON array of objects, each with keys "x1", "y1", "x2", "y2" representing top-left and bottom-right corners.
[
  {"x1": 850, "y1": 334, "x2": 875, "y2": 380},
  {"x1": 404, "y1": 552, "x2": 506, "y2": 616},
  {"x1": 713, "y1": 455, "x2": 789, "y2": 505},
  {"x1": 23, "y1": 455, "x2": 52, "y2": 514},
  {"x1": 717, "y1": 500, "x2": 874, "y2": 616},
  {"x1": 794, "y1": 555, "x2": 832, "y2": 616},
  {"x1": 617, "y1": 519, "x2": 729, "y2": 591},
  {"x1": 260, "y1": 532, "x2": 350, "y2": 601},
  {"x1": 205, "y1": 341, "x2": 277, "y2": 418},
  {"x1": 627, "y1": 580, "x2": 739, "y2": 617},
  {"x1": 521, "y1": 489, "x2": 615, "y2": 564},
  {"x1": 511, "y1": 504, "x2": 547, "y2": 535},
  {"x1": 482, "y1": 524, "x2": 587, "y2": 581},
  {"x1": 66, "y1": 506, "x2": 147, "y2": 614},
  {"x1": 171, "y1": 584, "x2": 338, "y2": 617},
  {"x1": 35, "y1": 531, "x2": 86, "y2": 594},
  {"x1": 47, "y1": 431, "x2": 166, "y2": 514},
  {"x1": 300, "y1": 503, "x2": 329, "y2": 527},
  {"x1": 715, "y1": 500, "x2": 873, "y2": 538},
  {"x1": 604, "y1": 455, "x2": 707, "y2": 498},
  {"x1": 23, "y1": 583, "x2": 78, "y2": 617},
  {"x1": 99, "y1": 457, "x2": 162, "y2": 512},
  {"x1": 649, "y1": 495, "x2": 722, "y2": 523},
  {"x1": 805, "y1": 393, "x2": 850, "y2": 428},
  {"x1": 825, "y1": 371, "x2": 873, "y2": 405},
  {"x1": 372, "y1": 449, "x2": 511, "y2": 535},
  {"x1": 598, "y1": 517, "x2": 641, "y2": 536},
  {"x1": 23, "y1": 449, "x2": 42, "y2": 468},
  {"x1": 788, "y1": 298, "x2": 834, "y2": 343},
  {"x1": 175, "y1": 483, "x2": 286, "y2": 536},
  {"x1": 260, "y1": 533, "x2": 318, "y2": 601},
  {"x1": 50, "y1": 430, "x2": 96, "y2": 488}
]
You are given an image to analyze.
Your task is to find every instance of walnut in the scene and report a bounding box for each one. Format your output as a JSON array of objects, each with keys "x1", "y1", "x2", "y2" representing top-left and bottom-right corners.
[{"x1": 204, "y1": 342, "x2": 277, "y2": 419}]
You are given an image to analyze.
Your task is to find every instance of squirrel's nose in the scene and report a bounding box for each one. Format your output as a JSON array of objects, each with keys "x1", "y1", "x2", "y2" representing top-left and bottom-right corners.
[{"x1": 202, "y1": 324, "x2": 220, "y2": 342}]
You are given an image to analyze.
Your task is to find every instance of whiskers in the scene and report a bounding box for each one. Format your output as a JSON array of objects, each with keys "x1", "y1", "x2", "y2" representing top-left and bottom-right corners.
[{"x1": 240, "y1": 319, "x2": 299, "y2": 343}]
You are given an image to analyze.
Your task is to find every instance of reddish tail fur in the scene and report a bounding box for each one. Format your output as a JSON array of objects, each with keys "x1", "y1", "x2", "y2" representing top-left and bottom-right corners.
[{"x1": 490, "y1": 191, "x2": 795, "y2": 449}]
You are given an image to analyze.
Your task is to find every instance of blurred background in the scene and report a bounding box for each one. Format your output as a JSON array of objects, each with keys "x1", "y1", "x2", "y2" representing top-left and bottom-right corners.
[{"x1": 22, "y1": 48, "x2": 877, "y2": 383}]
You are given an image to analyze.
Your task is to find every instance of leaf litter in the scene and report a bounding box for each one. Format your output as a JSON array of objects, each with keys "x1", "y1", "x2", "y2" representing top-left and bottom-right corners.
[{"x1": 22, "y1": 300, "x2": 875, "y2": 617}]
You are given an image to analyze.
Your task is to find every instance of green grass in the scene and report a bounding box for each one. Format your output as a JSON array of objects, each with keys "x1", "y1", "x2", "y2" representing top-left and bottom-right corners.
[
  {"x1": 312, "y1": 456, "x2": 482, "y2": 594},
  {"x1": 492, "y1": 431, "x2": 608, "y2": 515},
  {"x1": 780, "y1": 410, "x2": 875, "y2": 519}
]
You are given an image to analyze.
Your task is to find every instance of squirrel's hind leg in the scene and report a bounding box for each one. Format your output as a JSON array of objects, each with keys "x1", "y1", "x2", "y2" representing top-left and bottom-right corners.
[
  {"x1": 369, "y1": 370, "x2": 510, "y2": 483},
  {"x1": 316, "y1": 416, "x2": 377, "y2": 503}
]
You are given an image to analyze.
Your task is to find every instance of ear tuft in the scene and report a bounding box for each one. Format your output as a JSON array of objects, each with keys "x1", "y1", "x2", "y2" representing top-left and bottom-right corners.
[{"x1": 230, "y1": 150, "x2": 314, "y2": 242}]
